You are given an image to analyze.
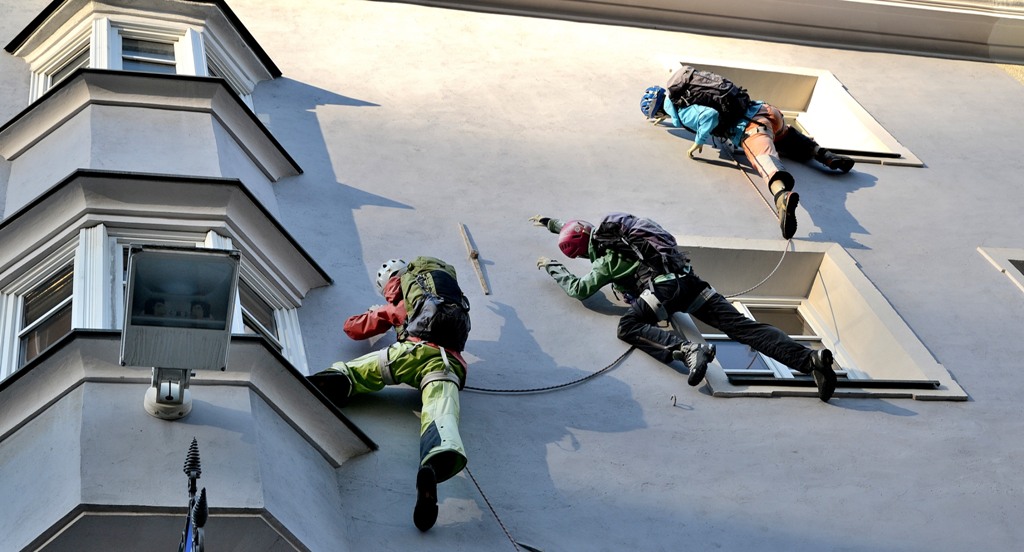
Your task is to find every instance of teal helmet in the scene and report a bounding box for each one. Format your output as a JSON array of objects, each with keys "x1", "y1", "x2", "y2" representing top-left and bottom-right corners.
[{"x1": 640, "y1": 86, "x2": 666, "y2": 119}]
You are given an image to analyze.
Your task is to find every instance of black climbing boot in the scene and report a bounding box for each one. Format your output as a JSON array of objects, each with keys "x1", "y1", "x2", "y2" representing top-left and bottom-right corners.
[
  {"x1": 807, "y1": 349, "x2": 837, "y2": 402},
  {"x1": 307, "y1": 370, "x2": 352, "y2": 408},
  {"x1": 815, "y1": 149, "x2": 854, "y2": 173},
  {"x1": 672, "y1": 343, "x2": 716, "y2": 386},
  {"x1": 414, "y1": 463, "x2": 439, "y2": 532},
  {"x1": 774, "y1": 190, "x2": 800, "y2": 240}
]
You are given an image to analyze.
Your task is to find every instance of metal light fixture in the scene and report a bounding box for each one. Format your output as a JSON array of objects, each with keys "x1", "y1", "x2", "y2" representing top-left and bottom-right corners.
[
  {"x1": 144, "y1": 367, "x2": 193, "y2": 420},
  {"x1": 120, "y1": 245, "x2": 240, "y2": 420}
]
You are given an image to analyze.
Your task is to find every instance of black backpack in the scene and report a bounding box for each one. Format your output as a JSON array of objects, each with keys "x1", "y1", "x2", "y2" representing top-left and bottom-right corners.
[
  {"x1": 400, "y1": 256, "x2": 471, "y2": 351},
  {"x1": 667, "y1": 65, "x2": 753, "y2": 138},
  {"x1": 591, "y1": 213, "x2": 690, "y2": 286}
]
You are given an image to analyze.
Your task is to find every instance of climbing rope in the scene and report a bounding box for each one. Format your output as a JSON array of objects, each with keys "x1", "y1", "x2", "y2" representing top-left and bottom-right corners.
[
  {"x1": 463, "y1": 346, "x2": 635, "y2": 394},
  {"x1": 722, "y1": 238, "x2": 791, "y2": 299},
  {"x1": 714, "y1": 138, "x2": 794, "y2": 299},
  {"x1": 465, "y1": 466, "x2": 544, "y2": 551}
]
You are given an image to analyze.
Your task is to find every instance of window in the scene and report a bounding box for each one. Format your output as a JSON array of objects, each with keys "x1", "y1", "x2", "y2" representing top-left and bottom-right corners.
[
  {"x1": 120, "y1": 37, "x2": 176, "y2": 74},
  {"x1": 239, "y1": 279, "x2": 281, "y2": 350},
  {"x1": 978, "y1": 246, "x2": 1024, "y2": 294},
  {"x1": 49, "y1": 48, "x2": 90, "y2": 87},
  {"x1": 668, "y1": 239, "x2": 965, "y2": 399},
  {"x1": 693, "y1": 300, "x2": 843, "y2": 382},
  {"x1": 19, "y1": 264, "x2": 74, "y2": 365},
  {"x1": 670, "y1": 60, "x2": 922, "y2": 166},
  {"x1": 18, "y1": 11, "x2": 266, "y2": 109},
  {"x1": 1012, "y1": 260, "x2": 1024, "y2": 277}
]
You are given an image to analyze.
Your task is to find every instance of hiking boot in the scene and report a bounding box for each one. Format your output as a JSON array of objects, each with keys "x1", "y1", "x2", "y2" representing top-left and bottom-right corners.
[
  {"x1": 413, "y1": 463, "x2": 439, "y2": 532},
  {"x1": 807, "y1": 349, "x2": 837, "y2": 402},
  {"x1": 672, "y1": 343, "x2": 716, "y2": 386},
  {"x1": 307, "y1": 371, "x2": 352, "y2": 408},
  {"x1": 815, "y1": 149, "x2": 854, "y2": 173},
  {"x1": 775, "y1": 191, "x2": 800, "y2": 240}
]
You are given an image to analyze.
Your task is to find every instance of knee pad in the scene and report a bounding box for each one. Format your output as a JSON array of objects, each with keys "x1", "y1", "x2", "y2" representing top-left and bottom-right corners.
[{"x1": 775, "y1": 128, "x2": 818, "y2": 162}]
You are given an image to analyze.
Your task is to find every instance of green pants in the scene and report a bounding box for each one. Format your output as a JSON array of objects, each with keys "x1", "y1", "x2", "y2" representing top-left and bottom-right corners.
[{"x1": 327, "y1": 341, "x2": 467, "y2": 482}]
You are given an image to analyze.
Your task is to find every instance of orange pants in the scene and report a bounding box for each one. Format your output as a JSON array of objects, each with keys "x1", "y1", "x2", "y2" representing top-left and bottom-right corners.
[{"x1": 739, "y1": 104, "x2": 792, "y2": 190}]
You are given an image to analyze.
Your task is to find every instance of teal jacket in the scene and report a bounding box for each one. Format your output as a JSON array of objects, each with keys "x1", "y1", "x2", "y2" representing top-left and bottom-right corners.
[
  {"x1": 541, "y1": 218, "x2": 642, "y2": 301},
  {"x1": 664, "y1": 99, "x2": 764, "y2": 149}
]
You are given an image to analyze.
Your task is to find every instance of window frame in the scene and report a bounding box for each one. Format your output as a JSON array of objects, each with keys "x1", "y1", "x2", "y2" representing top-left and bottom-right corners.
[
  {"x1": 667, "y1": 238, "x2": 965, "y2": 399},
  {"x1": 17, "y1": 263, "x2": 75, "y2": 366},
  {"x1": 27, "y1": 16, "x2": 256, "y2": 108},
  {"x1": 672, "y1": 59, "x2": 923, "y2": 166},
  {"x1": 979, "y1": 246, "x2": 1024, "y2": 295},
  {"x1": 238, "y1": 278, "x2": 283, "y2": 352},
  {"x1": 0, "y1": 240, "x2": 78, "y2": 380},
  {"x1": 695, "y1": 298, "x2": 849, "y2": 381}
]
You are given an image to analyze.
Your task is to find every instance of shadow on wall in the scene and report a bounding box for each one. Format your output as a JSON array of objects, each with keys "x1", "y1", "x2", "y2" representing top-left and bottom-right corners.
[
  {"x1": 252, "y1": 77, "x2": 413, "y2": 368},
  {"x1": 456, "y1": 301, "x2": 647, "y2": 531},
  {"x1": 664, "y1": 126, "x2": 877, "y2": 250}
]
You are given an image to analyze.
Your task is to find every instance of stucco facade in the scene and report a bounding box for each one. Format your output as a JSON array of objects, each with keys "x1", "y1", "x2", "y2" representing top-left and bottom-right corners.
[{"x1": 1, "y1": 1, "x2": 1023, "y2": 551}]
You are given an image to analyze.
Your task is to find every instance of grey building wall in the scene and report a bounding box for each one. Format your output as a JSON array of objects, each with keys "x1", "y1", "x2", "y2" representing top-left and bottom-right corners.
[{"x1": 1, "y1": 0, "x2": 1023, "y2": 551}]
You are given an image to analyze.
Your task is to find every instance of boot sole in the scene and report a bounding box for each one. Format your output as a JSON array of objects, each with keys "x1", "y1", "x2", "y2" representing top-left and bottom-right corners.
[
  {"x1": 811, "y1": 349, "x2": 836, "y2": 402},
  {"x1": 687, "y1": 344, "x2": 716, "y2": 386},
  {"x1": 414, "y1": 465, "x2": 438, "y2": 532},
  {"x1": 779, "y1": 192, "x2": 799, "y2": 240}
]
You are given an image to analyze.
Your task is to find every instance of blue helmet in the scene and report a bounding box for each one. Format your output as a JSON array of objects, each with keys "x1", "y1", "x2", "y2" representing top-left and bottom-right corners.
[{"x1": 640, "y1": 86, "x2": 666, "y2": 119}]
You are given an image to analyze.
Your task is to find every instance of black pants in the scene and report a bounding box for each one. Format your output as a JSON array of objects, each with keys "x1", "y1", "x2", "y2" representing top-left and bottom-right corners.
[{"x1": 616, "y1": 273, "x2": 812, "y2": 370}]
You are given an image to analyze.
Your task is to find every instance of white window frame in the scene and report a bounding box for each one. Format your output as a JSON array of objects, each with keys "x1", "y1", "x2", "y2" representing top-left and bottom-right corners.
[
  {"x1": 670, "y1": 59, "x2": 922, "y2": 166},
  {"x1": 0, "y1": 225, "x2": 310, "y2": 381},
  {"x1": 666, "y1": 238, "x2": 965, "y2": 399},
  {"x1": 979, "y1": 246, "x2": 1024, "y2": 295},
  {"x1": 28, "y1": 20, "x2": 93, "y2": 99},
  {"x1": 696, "y1": 298, "x2": 851, "y2": 380},
  {"x1": 28, "y1": 16, "x2": 255, "y2": 108},
  {"x1": 238, "y1": 278, "x2": 283, "y2": 352},
  {"x1": 0, "y1": 240, "x2": 78, "y2": 380}
]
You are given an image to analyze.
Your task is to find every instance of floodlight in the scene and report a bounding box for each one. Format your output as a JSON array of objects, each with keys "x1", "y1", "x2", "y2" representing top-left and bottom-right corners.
[{"x1": 120, "y1": 245, "x2": 240, "y2": 420}]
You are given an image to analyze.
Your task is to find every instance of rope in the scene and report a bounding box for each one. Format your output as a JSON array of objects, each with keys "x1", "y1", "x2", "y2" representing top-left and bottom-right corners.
[
  {"x1": 722, "y1": 239, "x2": 791, "y2": 298},
  {"x1": 464, "y1": 346, "x2": 635, "y2": 395},
  {"x1": 713, "y1": 137, "x2": 793, "y2": 299},
  {"x1": 465, "y1": 465, "x2": 524, "y2": 551}
]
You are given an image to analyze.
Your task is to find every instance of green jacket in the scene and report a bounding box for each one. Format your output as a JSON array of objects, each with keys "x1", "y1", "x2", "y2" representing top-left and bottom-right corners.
[{"x1": 542, "y1": 218, "x2": 642, "y2": 300}]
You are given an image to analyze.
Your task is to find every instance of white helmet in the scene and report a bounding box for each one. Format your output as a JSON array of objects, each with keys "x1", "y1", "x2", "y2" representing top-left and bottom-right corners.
[{"x1": 375, "y1": 258, "x2": 407, "y2": 294}]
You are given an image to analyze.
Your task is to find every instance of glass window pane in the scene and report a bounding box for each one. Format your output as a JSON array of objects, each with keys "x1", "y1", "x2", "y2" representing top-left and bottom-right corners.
[
  {"x1": 23, "y1": 265, "x2": 74, "y2": 327},
  {"x1": 746, "y1": 306, "x2": 814, "y2": 336},
  {"x1": 50, "y1": 49, "x2": 90, "y2": 86},
  {"x1": 122, "y1": 59, "x2": 177, "y2": 74},
  {"x1": 122, "y1": 38, "x2": 176, "y2": 74},
  {"x1": 239, "y1": 281, "x2": 276, "y2": 336},
  {"x1": 21, "y1": 302, "x2": 72, "y2": 364},
  {"x1": 122, "y1": 38, "x2": 175, "y2": 61},
  {"x1": 709, "y1": 341, "x2": 772, "y2": 372}
]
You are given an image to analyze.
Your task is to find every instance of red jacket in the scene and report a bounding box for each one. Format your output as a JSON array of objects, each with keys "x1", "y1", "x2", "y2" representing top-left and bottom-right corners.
[
  {"x1": 343, "y1": 276, "x2": 406, "y2": 340},
  {"x1": 342, "y1": 274, "x2": 469, "y2": 368}
]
